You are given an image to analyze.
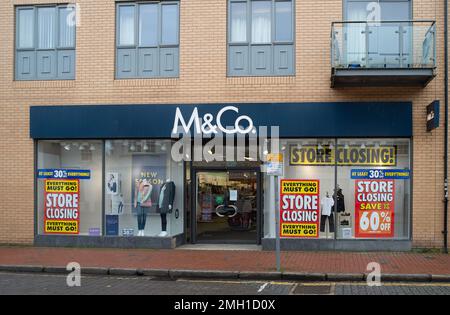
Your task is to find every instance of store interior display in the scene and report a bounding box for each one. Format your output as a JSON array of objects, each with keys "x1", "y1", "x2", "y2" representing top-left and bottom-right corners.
[
  {"x1": 105, "y1": 140, "x2": 183, "y2": 238},
  {"x1": 36, "y1": 138, "x2": 410, "y2": 243},
  {"x1": 196, "y1": 172, "x2": 257, "y2": 242},
  {"x1": 37, "y1": 140, "x2": 103, "y2": 236},
  {"x1": 272, "y1": 138, "x2": 411, "y2": 240}
]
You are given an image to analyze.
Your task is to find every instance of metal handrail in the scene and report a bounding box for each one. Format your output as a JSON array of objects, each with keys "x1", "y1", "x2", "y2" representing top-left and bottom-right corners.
[
  {"x1": 332, "y1": 20, "x2": 436, "y2": 25},
  {"x1": 331, "y1": 20, "x2": 436, "y2": 69}
]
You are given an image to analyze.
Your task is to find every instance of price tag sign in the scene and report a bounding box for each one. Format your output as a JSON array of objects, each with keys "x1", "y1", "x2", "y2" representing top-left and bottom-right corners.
[{"x1": 355, "y1": 180, "x2": 395, "y2": 238}]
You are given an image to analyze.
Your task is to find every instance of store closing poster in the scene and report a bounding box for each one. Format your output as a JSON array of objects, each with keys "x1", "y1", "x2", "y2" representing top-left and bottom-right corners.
[
  {"x1": 280, "y1": 180, "x2": 320, "y2": 238},
  {"x1": 355, "y1": 180, "x2": 395, "y2": 238},
  {"x1": 44, "y1": 179, "x2": 80, "y2": 234}
]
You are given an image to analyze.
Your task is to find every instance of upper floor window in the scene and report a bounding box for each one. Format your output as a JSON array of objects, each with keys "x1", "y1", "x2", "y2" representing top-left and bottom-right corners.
[
  {"x1": 228, "y1": 0, "x2": 295, "y2": 77},
  {"x1": 344, "y1": 0, "x2": 412, "y2": 68},
  {"x1": 116, "y1": 1, "x2": 180, "y2": 79},
  {"x1": 16, "y1": 5, "x2": 76, "y2": 81}
]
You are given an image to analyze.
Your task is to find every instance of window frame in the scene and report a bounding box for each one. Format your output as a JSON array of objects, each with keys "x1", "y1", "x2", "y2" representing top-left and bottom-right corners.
[
  {"x1": 15, "y1": 4, "x2": 76, "y2": 81},
  {"x1": 343, "y1": 0, "x2": 412, "y2": 22},
  {"x1": 115, "y1": 1, "x2": 180, "y2": 79},
  {"x1": 227, "y1": 0, "x2": 296, "y2": 77}
]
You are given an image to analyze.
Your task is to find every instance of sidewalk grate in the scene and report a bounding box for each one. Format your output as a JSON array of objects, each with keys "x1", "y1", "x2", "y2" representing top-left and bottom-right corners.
[{"x1": 293, "y1": 284, "x2": 331, "y2": 295}]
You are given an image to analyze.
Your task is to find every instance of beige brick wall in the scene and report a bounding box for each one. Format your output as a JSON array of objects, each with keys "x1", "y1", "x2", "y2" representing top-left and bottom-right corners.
[{"x1": 0, "y1": 0, "x2": 448, "y2": 248}]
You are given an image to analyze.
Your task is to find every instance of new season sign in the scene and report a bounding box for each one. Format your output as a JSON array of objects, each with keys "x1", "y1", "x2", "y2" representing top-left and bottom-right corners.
[{"x1": 290, "y1": 145, "x2": 397, "y2": 166}]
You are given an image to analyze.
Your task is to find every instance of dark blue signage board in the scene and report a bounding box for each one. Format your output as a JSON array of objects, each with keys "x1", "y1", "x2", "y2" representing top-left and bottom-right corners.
[{"x1": 30, "y1": 102, "x2": 412, "y2": 139}]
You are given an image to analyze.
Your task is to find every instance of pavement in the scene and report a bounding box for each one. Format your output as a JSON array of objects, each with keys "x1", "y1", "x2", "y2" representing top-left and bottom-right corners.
[{"x1": 0, "y1": 246, "x2": 449, "y2": 282}]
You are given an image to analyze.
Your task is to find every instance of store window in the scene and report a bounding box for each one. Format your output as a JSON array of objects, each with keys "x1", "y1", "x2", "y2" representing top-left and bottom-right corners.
[
  {"x1": 264, "y1": 138, "x2": 411, "y2": 241},
  {"x1": 16, "y1": 5, "x2": 76, "y2": 80},
  {"x1": 265, "y1": 139, "x2": 336, "y2": 239},
  {"x1": 228, "y1": 0, "x2": 295, "y2": 76},
  {"x1": 336, "y1": 139, "x2": 411, "y2": 240},
  {"x1": 37, "y1": 141, "x2": 103, "y2": 236},
  {"x1": 104, "y1": 140, "x2": 184, "y2": 237},
  {"x1": 116, "y1": 1, "x2": 180, "y2": 78}
]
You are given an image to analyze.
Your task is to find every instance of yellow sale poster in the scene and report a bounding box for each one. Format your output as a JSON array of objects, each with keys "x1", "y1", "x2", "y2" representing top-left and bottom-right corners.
[
  {"x1": 44, "y1": 179, "x2": 80, "y2": 234},
  {"x1": 280, "y1": 180, "x2": 320, "y2": 238}
]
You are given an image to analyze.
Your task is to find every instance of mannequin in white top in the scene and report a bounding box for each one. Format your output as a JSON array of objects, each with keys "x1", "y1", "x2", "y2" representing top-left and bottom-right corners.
[{"x1": 320, "y1": 191, "x2": 335, "y2": 234}]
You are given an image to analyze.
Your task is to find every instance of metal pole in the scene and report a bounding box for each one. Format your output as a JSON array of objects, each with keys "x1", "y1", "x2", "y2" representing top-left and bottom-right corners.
[
  {"x1": 443, "y1": 0, "x2": 449, "y2": 254},
  {"x1": 275, "y1": 176, "x2": 281, "y2": 272}
]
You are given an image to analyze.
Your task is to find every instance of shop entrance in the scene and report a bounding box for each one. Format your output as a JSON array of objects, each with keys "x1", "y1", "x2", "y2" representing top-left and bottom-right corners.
[{"x1": 192, "y1": 169, "x2": 262, "y2": 244}]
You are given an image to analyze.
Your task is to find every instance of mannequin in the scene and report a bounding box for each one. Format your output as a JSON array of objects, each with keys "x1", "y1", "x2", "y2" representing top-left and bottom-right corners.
[
  {"x1": 320, "y1": 191, "x2": 335, "y2": 236},
  {"x1": 134, "y1": 179, "x2": 153, "y2": 236},
  {"x1": 332, "y1": 186, "x2": 346, "y2": 213},
  {"x1": 156, "y1": 179, "x2": 176, "y2": 237}
]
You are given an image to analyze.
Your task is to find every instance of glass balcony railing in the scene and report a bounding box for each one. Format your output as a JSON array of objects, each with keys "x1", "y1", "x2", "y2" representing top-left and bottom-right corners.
[{"x1": 331, "y1": 20, "x2": 436, "y2": 70}]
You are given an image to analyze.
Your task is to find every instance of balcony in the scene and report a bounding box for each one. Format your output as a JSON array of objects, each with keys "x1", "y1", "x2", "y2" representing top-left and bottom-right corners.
[{"x1": 331, "y1": 20, "x2": 436, "y2": 88}]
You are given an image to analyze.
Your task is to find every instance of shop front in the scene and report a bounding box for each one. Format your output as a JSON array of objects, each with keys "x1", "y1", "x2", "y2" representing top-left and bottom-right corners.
[{"x1": 31, "y1": 102, "x2": 412, "y2": 251}]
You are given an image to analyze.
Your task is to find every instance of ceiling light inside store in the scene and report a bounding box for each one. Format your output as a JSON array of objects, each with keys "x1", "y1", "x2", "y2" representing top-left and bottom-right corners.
[
  {"x1": 143, "y1": 143, "x2": 149, "y2": 151},
  {"x1": 161, "y1": 144, "x2": 167, "y2": 152},
  {"x1": 130, "y1": 144, "x2": 136, "y2": 152},
  {"x1": 89, "y1": 144, "x2": 96, "y2": 151},
  {"x1": 317, "y1": 143, "x2": 323, "y2": 150},
  {"x1": 361, "y1": 143, "x2": 366, "y2": 149},
  {"x1": 329, "y1": 142, "x2": 334, "y2": 149},
  {"x1": 64, "y1": 144, "x2": 71, "y2": 151}
]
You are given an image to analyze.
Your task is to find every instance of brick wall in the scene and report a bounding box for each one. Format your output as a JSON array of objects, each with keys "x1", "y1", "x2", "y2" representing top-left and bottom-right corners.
[{"x1": 0, "y1": 0, "x2": 448, "y2": 248}]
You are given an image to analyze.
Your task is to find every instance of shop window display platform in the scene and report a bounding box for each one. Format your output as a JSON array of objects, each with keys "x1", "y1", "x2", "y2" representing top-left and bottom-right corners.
[
  {"x1": 261, "y1": 239, "x2": 412, "y2": 252},
  {"x1": 34, "y1": 234, "x2": 185, "y2": 249}
]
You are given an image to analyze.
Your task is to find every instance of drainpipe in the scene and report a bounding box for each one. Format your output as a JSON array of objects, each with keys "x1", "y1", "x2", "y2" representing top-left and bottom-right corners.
[{"x1": 444, "y1": 0, "x2": 448, "y2": 254}]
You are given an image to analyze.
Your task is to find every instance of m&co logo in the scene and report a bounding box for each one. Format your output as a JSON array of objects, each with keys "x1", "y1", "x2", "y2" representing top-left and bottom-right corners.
[{"x1": 172, "y1": 106, "x2": 255, "y2": 135}]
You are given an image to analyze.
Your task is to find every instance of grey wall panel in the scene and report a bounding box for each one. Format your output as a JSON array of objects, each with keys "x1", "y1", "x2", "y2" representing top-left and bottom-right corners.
[
  {"x1": 274, "y1": 45, "x2": 294, "y2": 75},
  {"x1": 117, "y1": 48, "x2": 137, "y2": 78},
  {"x1": 57, "y1": 50, "x2": 75, "y2": 79},
  {"x1": 159, "y1": 47, "x2": 179, "y2": 77},
  {"x1": 37, "y1": 51, "x2": 57, "y2": 80},
  {"x1": 251, "y1": 45, "x2": 272, "y2": 76},
  {"x1": 138, "y1": 48, "x2": 158, "y2": 77},
  {"x1": 16, "y1": 51, "x2": 36, "y2": 80},
  {"x1": 228, "y1": 46, "x2": 249, "y2": 76}
]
